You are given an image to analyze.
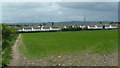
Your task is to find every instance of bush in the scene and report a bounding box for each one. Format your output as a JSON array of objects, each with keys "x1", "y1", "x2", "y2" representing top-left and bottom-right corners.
[
  {"x1": 2, "y1": 24, "x2": 18, "y2": 68},
  {"x1": 61, "y1": 27, "x2": 82, "y2": 31}
]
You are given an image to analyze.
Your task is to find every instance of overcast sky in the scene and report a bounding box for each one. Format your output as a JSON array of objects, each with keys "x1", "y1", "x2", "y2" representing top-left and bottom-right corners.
[{"x1": 1, "y1": 2, "x2": 118, "y2": 23}]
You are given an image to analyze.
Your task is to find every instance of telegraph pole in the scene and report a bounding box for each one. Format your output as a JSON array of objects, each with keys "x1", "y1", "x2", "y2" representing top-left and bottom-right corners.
[{"x1": 84, "y1": 16, "x2": 86, "y2": 24}]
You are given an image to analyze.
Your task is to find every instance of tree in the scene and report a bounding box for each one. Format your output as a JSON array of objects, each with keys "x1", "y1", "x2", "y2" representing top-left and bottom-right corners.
[
  {"x1": 43, "y1": 23, "x2": 46, "y2": 26},
  {"x1": 110, "y1": 22, "x2": 114, "y2": 24},
  {"x1": 16, "y1": 25, "x2": 22, "y2": 27},
  {"x1": 100, "y1": 22, "x2": 102, "y2": 24},
  {"x1": 39, "y1": 24, "x2": 42, "y2": 26},
  {"x1": 118, "y1": 22, "x2": 120, "y2": 24},
  {"x1": 52, "y1": 22, "x2": 54, "y2": 25}
]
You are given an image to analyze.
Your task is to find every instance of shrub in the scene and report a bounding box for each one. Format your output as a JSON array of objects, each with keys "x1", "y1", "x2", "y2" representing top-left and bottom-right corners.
[
  {"x1": 2, "y1": 24, "x2": 18, "y2": 68},
  {"x1": 61, "y1": 27, "x2": 82, "y2": 31}
]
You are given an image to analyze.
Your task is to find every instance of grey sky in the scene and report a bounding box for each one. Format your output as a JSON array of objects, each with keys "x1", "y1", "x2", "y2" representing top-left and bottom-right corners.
[{"x1": 2, "y1": 2, "x2": 118, "y2": 23}]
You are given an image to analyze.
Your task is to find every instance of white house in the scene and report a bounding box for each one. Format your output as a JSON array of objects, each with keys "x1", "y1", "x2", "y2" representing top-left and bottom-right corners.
[
  {"x1": 80, "y1": 25, "x2": 86, "y2": 29},
  {"x1": 32, "y1": 26, "x2": 41, "y2": 31},
  {"x1": 50, "y1": 26, "x2": 60, "y2": 31},
  {"x1": 14, "y1": 24, "x2": 118, "y2": 32},
  {"x1": 105, "y1": 24, "x2": 117, "y2": 29},
  {"x1": 23, "y1": 27, "x2": 32, "y2": 31},
  {"x1": 87, "y1": 25, "x2": 103, "y2": 29},
  {"x1": 87, "y1": 25, "x2": 97, "y2": 29}
]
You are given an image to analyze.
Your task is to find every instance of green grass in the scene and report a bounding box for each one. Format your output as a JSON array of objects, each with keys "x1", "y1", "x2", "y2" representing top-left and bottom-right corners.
[{"x1": 20, "y1": 30, "x2": 118, "y2": 59}]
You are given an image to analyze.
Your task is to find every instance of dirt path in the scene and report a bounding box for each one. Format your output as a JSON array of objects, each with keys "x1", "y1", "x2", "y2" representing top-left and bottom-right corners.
[{"x1": 9, "y1": 34, "x2": 26, "y2": 66}]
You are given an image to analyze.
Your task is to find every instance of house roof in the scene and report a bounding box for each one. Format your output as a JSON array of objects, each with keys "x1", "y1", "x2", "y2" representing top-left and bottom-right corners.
[
  {"x1": 96, "y1": 24, "x2": 104, "y2": 27},
  {"x1": 13, "y1": 24, "x2": 118, "y2": 30},
  {"x1": 32, "y1": 26, "x2": 41, "y2": 29},
  {"x1": 89, "y1": 25, "x2": 95, "y2": 27},
  {"x1": 110, "y1": 24, "x2": 118, "y2": 26},
  {"x1": 74, "y1": 25, "x2": 81, "y2": 27},
  {"x1": 42, "y1": 26, "x2": 50, "y2": 29},
  {"x1": 14, "y1": 27, "x2": 23, "y2": 29},
  {"x1": 24, "y1": 27, "x2": 32, "y2": 29},
  {"x1": 50, "y1": 26, "x2": 60, "y2": 28}
]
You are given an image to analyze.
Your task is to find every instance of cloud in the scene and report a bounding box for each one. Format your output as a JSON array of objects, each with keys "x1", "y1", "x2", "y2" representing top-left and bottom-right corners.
[
  {"x1": 1, "y1": 0, "x2": 119, "y2": 2},
  {"x1": 57, "y1": 2, "x2": 118, "y2": 12},
  {"x1": 2, "y1": 2, "x2": 118, "y2": 23}
]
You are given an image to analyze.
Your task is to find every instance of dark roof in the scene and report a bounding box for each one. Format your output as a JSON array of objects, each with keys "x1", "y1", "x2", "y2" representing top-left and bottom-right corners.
[
  {"x1": 50, "y1": 26, "x2": 60, "y2": 28},
  {"x1": 89, "y1": 25, "x2": 95, "y2": 27},
  {"x1": 14, "y1": 27, "x2": 23, "y2": 29},
  {"x1": 111, "y1": 24, "x2": 118, "y2": 26},
  {"x1": 24, "y1": 27, "x2": 32, "y2": 29},
  {"x1": 32, "y1": 26, "x2": 41, "y2": 29},
  {"x1": 42, "y1": 26, "x2": 50, "y2": 29}
]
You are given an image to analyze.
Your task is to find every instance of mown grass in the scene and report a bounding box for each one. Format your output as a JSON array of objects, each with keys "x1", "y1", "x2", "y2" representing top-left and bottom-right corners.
[{"x1": 20, "y1": 30, "x2": 118, "y2": 59}]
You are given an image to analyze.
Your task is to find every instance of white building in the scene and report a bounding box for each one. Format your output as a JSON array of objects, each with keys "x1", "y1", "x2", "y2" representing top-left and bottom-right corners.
[{"x1": 14, "y1": 24, "x2": 118, "y2": 32}]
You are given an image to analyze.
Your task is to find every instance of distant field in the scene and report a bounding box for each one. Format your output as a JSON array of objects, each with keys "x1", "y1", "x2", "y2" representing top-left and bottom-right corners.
[{"x1": 20, "y1": 30, "x2": 118, "y2": 59}]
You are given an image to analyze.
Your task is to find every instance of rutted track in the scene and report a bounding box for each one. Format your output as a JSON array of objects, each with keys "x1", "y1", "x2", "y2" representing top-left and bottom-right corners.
[{"x1": 9, "y1": 34, "x2": 26, "y2": 66}]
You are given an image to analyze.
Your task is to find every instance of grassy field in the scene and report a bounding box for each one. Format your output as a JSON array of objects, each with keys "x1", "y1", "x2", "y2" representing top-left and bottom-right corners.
[{"x1": 20, "y1": 30, "x2": 118, "y2": 59}]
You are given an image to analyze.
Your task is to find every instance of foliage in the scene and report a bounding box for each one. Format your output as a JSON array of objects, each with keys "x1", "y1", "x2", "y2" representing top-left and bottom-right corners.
[
  {"x1": 43, "y1": 23, "x2": 46, "y2": 26},
  {"x1": 7, "y1": 24, "x2": 28, "y2": 27},
  {"x1": 99, "y1": 22, "x2": 102, "y2": 24},
  {"x1": 52, "y1": 22, "x2": 54, "y2": 25},
  {"x1": 61, "y1": 27, "x2": 82, "y2": 31},
  {"x1": 109, "y1": 22, "x2": 120, "y2": 24},
  {"x1": 2, "y1": 24, "x2": 18, "y2": 68},
  {"x1": 39, "y1": 24, "x2": 42, "y2": 26},
  {"x1": 2, "y1": 24, "x2": 18, "y2": 49}
]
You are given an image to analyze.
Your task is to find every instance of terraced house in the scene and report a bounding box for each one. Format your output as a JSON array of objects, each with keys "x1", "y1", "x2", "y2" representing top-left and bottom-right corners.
[{"x1": 14, "y1": 24, "x2": 118, "y2": 32}]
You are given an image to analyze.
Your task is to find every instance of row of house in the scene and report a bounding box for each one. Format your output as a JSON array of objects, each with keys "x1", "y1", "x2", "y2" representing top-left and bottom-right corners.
[
  {"x1": 14, "y1": 26, "x2": 61, "y2": 32},
  {"x1": 86, "y1": 24, "x2": 118, "y2": 29},
  {"x1": 14, "y1": 24, "x2": 118, "y2": 32}
]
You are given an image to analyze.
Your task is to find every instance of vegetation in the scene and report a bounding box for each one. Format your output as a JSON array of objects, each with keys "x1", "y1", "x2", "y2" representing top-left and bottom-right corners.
[
  {"x1": 2, "y1": 24, "x2": 18, "y2": 67},
  {"x1": 61, "y1": 27, "x2": 82, "y2": 31},
  {"x1": 43, "y1": 23, "x2": 46, "y2": 26},
  {"x1": 52, "y1": 22, "x2": 54, "y2": 25},
  {"x1": 6, "y1": 24, "x2": 28, "y2": 27},
  {"x1": 109, "y1": 22, "x2": 120, "y2": 24},
  {"x1": 0, "y1": 24, "x2": 2, "y2": 67},
  {"x1": 99, "y1": 21, "x2": 102, "y2": 24},
  {"x1": 20, "y1": 30, "x2": 118, "y2": 60}
]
